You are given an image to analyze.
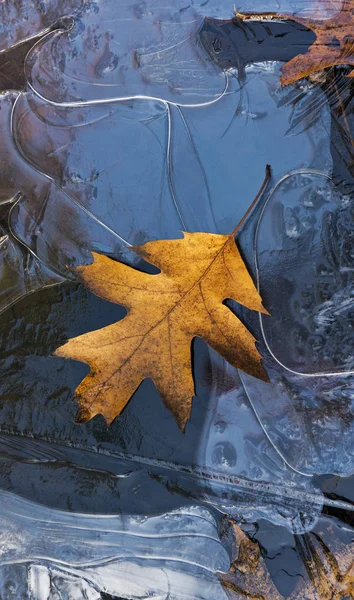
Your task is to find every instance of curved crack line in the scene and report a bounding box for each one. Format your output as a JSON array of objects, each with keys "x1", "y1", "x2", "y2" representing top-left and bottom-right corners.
[
  {"x1": 254, "y1": 168, "x2": 354, "y2": 377},
  {"x1": 175, "y1": 104, "x2": 217, "y2": 229},
  {"x1": 238, "y1": 168, "x2": 354, "y2": 478},
  {"x1": 238, "y1": 370, "x2": 312, "y2": 478},
  {"x1": 25, "y1": 28, "x2": 229, "y2": 109},
  {"x1": 9, "y1": 96, "x2": 132, "y2": 253},
  {"x1": 17, "y1": 27, "x2": 230, "y2": 254}
]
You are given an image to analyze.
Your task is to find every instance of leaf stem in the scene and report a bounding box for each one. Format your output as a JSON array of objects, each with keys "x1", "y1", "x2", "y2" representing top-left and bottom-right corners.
[{"x1": 232, "y1": 164, "x2": 271, "y2": 237}]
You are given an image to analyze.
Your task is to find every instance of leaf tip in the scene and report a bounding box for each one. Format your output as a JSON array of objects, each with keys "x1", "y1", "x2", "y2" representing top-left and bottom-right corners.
[
  {"x1": 103, "y1": 414, "x2": 116, "y2": 427},
  {"x1": 173, "y1": 405, "x2": 191, "y2": 433},
  {"x1": 53, "y1": 344, "x2": 67, "y2": 359},
  {"x1": 176, "y1": 416, "x2": 189, "y2": 433},
  {"x1": 75, "y1": 403, "x2": 117, "y2": 428},
  {"x1": 253, "y1": 360, "x2": 270, "y2": 384},
  {"x1": 260, "y1": 367, "x2": 270, "y2": 384},
  {"x1": 279, "y1": 66, "x2": 292, "y2": 86},
  {"x1": 74, "y1": 405, "x2": 93, "y2": 424}
]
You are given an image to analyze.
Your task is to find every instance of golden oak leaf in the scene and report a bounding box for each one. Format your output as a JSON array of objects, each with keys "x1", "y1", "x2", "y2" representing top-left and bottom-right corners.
[
  {"x1": 55, "y1": 233, "x2": 268, "y2": 429},
  {"x1": 55, "y1": 172, "x2": 270, "y2": 430},
  {"x1": 235, "y1": 0, "x2": 354, "y2": 85}
]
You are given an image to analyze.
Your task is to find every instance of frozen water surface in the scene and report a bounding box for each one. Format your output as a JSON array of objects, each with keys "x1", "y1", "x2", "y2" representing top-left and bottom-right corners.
[
  {"x1": 0, "y1": 491, "x2": 229, "y2": 599},
  {"x1": 0, "y1": 0, "x2": 353, "y2": 598}
]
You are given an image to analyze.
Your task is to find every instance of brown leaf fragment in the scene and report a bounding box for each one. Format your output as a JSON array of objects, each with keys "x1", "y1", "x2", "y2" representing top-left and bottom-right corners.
[
  {"x1": 235, "y1": 0, "x2": 354, "y2": 85},
  {"x1": 219, "y1": 522, "x2": 282, "y2": 600},
  {"x1": 232, "y1": 527, "x2": 261, "y2": 575},
  {"x1": 55, "y1": 172, "x2": 270, "y2": 430},
  {"x1": 296, "y1": 533, "x2": 354, "y2": 600},
  {"x1": 219, "y1": 521, "x2": 354, "y2": 600},
  {"x1": 0, "y1": 35, "x2": 44, "y2": 92}
]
